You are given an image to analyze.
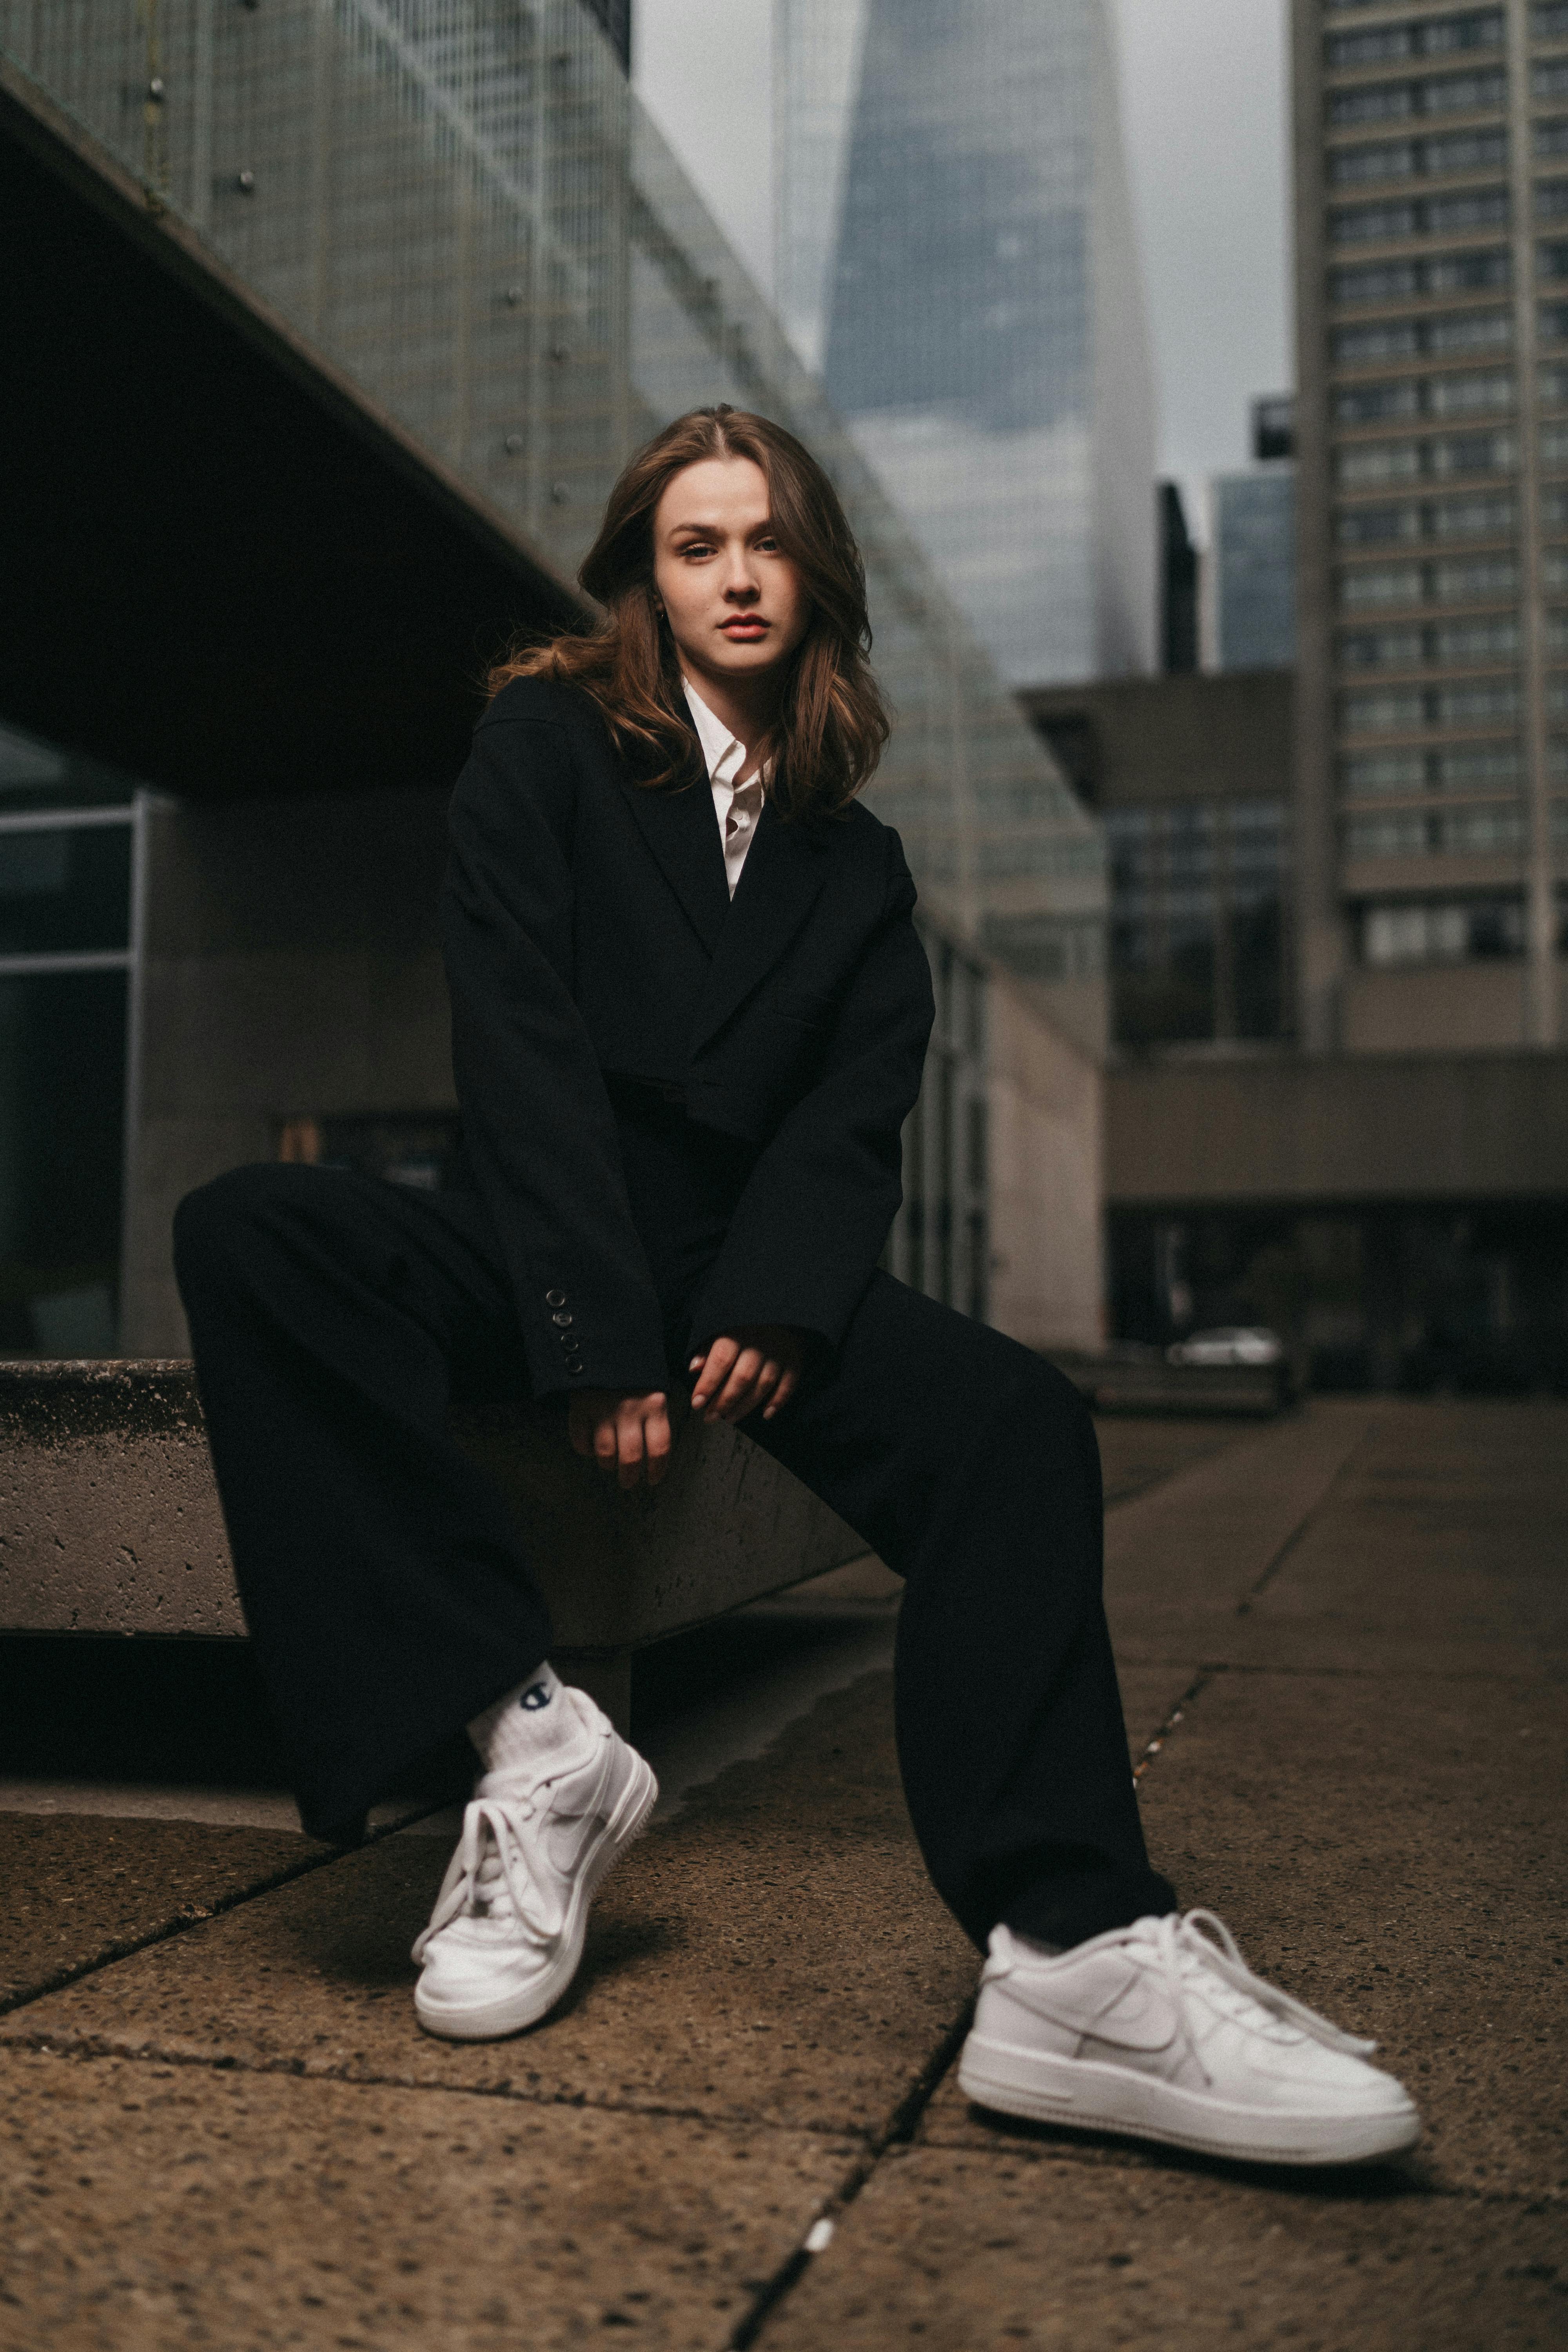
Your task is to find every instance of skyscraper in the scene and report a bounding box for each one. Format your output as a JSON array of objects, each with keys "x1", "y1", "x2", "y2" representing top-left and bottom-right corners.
[
  {"x1": 1293, "y1": 0, "x2": 1565, "y2": 1049},
  {"x1": 774, "y1": 0, "x2": 1158, "y2": 687}
]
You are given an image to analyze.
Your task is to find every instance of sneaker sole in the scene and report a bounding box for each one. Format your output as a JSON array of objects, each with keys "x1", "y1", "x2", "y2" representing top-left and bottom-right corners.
[
  {"x1": 414, "y1": 1751, "x2": 658, "y2": 2042},
  {"x1": 957, "y1": 2033, "x2": 1421, "y2": 2167}
]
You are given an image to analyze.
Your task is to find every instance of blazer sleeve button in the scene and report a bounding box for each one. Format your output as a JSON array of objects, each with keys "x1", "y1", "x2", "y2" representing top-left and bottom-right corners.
[
  {"x1": 551, "y1": 1310, "x2": 574, "y2": 1327},
  {"x1": 545, "y1": 1289, "x2": 567, "y2": 1307}
]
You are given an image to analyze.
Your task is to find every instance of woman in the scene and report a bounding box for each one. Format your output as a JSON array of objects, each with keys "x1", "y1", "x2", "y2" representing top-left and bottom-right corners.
[{"x1": 175, "y1": 407, "x2": 1417, "y2": 2167}]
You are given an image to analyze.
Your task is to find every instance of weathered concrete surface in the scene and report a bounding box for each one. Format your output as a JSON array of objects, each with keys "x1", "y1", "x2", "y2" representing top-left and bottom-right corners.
[
  {"x1": 1, "y1": 1401, "x2": 1561, "y2": 2350},
  {"x1": 759, "y1": 2143, "x2": 1568, "y2": 2352},
  {"x1": 5, "y1": 1673, "x2": 976, "y2": 2143},
  {"x1": 0, "y1": 1359, "x2": 866, "y2": 1646},
  {"x1": 0, "y1": 1816, "x2": 322, "y2": 2009},
  {"x1": 0, "y1": 2044, "x2": 854, "y2": 2352}
]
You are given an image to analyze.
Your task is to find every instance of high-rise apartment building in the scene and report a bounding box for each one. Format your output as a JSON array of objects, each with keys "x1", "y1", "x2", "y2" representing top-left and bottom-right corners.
[
  {"x1": 774, "y1": 0, "x2": 1158, "y2": 688},
  {"x1": 1293, "y1": 0, "x2": 1567, "y2": 1050}
]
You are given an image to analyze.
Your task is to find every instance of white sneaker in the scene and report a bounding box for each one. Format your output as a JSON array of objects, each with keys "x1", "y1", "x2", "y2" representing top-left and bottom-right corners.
[
  {"x1": 958, "y1": 1909, "x2": 1420, "y2": 2167},
  {"x1": 411, "y1": 1690, "x2": 657, "y2": 2041}
]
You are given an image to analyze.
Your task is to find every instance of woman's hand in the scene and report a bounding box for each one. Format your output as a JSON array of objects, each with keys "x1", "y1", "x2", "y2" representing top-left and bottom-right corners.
[
  {"x1": 688, "y1": 1326, "x2": 806, "y2": 1425},
  {"x1": 568, "y1": 1389, "x2": 674, "y2": 1489}
]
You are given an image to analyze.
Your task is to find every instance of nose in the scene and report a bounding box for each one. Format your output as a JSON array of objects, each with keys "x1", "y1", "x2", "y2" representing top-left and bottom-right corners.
[{"x1": 721, "y1": 548, "x2": 760, "y2": 603}]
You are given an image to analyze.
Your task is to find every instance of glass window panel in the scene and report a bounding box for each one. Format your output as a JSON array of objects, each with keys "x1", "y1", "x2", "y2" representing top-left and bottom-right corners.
[
  {"x1": 1342, "y1": 751, "x2": 1428, "y2": 794},
  {"x1": 0, "y1": 824, "x2": 132, "y2": 956},
  {"x1": 0, "y1": 969, "x2": 127, "y2": 1352}
]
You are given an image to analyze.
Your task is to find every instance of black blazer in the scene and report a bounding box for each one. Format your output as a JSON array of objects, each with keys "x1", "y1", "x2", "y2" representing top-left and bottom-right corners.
[{"x1": 440, "y1": 674, "x2": 935, "y2": 1399}]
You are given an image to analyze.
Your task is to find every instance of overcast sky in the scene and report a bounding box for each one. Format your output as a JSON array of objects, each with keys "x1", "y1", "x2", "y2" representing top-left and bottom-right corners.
[{"x1": 633, "y1": 0, "x2": 1292, "y2": 524}]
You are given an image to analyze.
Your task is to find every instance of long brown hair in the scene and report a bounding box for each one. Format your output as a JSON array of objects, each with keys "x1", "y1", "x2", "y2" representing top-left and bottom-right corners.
[{"x1": 487, "y1": 406, "x2": 890, "y2": 820}]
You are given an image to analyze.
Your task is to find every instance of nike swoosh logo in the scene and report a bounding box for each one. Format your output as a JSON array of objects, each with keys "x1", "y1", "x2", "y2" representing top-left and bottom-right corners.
[{"x1": 1014, "y1": 1972, "x2": 1180, "y2": 2053}]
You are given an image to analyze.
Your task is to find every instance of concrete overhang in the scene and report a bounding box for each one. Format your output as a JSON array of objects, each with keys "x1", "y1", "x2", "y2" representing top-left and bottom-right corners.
[
  {"x1": 1107, "y1": 1049, "x2": 1568, "y2": 1207},
  {"x1": 0, "y1": 57, "x2": 586, "y2": 804}
]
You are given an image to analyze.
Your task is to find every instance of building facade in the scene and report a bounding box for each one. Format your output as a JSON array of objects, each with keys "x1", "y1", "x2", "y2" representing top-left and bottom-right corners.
[
  {"x1": 1292, "y1": 0, "x2": 1568, "y2": 1053},
  {"x1": 1206, "y1": 472, "x2": 1299, "y2": 671},
  {"x1": 1021, "y1": 674, "x2": 1296, "y2": 1053},
  {"x1": 774, "y1": 0, "x2": 1158, "y2": 688}
]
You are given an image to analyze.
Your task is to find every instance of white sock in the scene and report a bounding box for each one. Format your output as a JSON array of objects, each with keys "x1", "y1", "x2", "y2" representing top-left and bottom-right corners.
[{"x1": 466, "y1": 1663, "x2": 591, "y2": 1780}]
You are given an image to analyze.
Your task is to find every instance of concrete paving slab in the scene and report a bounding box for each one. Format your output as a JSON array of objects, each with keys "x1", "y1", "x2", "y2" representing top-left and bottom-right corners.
[
  {"x1": 925, "y1": 1668, "x2": 1566, "y2": 2201},
  {"x1": 0, "y1": 1813, "x2": 330, "y2": 2009},
  {"x1": 1093, "y1": 1414, "x2": 1264, "y2": 1509},
  {"x1": 1227, "y1": 1401, "x2": 1568, "y2": 1680},
  {"x1": 758, "y1": 2141, "x2": 1568, "y2": 2352},
  {"x1": 5, "y1": 1673, "x2": 978, "y2": 2141},
  {"x1": 0, "y1": 2042, "x2": 853, "y2": 2352},
  {"x1": 1103, "y1": 1401, "x2": 1380, "y2": 1662}
]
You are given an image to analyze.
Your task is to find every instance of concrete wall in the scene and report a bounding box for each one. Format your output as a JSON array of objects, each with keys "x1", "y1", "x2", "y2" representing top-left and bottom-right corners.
[
  {"x1": 123, "y1": 789, "x2": 455, "y2": 1352},
  {"x1": 985, "y1": 973, "x2": 1105, "y2": 1352},
  {"x1": 1107, "y1": 1050, "x2": 1568, "y2": 1207},
  {"x1": 1341, "y1": 964, "x2": 1531, "y2": 1057},
  {"x1": 1017, "y1": 670, "x2": 1293, "y2": 807}
]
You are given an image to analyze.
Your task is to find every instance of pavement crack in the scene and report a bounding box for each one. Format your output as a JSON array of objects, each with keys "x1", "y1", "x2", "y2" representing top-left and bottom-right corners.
[
  {"x1": 0, "y1": 1802, "x2": 446, "y2": 2023},
  {"x1": 1132, "y1": 1670, "x2": 1214, "y2": 1786},
  {"x1": 1235, "y1": 1412, "x2": 1382, "y2": 1617},
  {"x1": 726, "y1": 2002, "x2": 976, "y2": 2349}
]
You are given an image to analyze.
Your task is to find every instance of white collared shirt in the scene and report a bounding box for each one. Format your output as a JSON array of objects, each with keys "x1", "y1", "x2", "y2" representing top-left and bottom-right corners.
[{"x1": 682, "y1": 678, "x2": 767, "y2": 899}]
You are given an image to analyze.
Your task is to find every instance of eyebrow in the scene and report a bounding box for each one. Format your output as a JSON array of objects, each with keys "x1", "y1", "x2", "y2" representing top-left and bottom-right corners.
[{"x1": 666, "y1": 517, "x2": 774, "y2": 537}]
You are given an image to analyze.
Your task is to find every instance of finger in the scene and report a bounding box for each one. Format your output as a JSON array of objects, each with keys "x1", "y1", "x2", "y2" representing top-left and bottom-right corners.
[
  {"x1": 751, "y1": 1359, "x2": 782, "y2": 1404},
  {"x1": 616, "y1": 1406, "x2": 646, "y2": 1490},
  {"x1": 710, "y1": 1348, "x2": 764, "y2": 1421},
  {"x1": 691, "y1": 1337, "x2": 738, "y2": 1411},
  {"x1": 764, "y1": 1366, "x2": 799, "y2": 1419},
  {"x1": 568, "y1": 1411, "x2": 592, "y2": 1457},
  {"x1": 644, "y1": 1405, "x2": 673, "y2": 1487},
  {"x1": 593, "y1": 1416, "x2": 619, "y2": 1467}
]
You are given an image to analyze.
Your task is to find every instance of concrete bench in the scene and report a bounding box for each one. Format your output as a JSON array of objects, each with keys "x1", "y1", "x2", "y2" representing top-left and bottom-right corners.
[{"x1": 0, "y1": 1361, "x2": 869, "y2": 1730}]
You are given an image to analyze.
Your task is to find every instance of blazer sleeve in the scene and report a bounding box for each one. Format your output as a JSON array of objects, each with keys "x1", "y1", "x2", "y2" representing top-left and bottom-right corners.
[
  {"x1": 441, "y1": 715, "x2": 671, "y2": 1400},
  {"x1": 684, "y1": 829, "x2": 935, "y2": 1357}
]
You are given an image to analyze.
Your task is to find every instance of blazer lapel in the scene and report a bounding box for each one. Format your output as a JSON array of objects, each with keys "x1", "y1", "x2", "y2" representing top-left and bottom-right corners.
[
  {"x1": 691, "y1": 799, "x2": 831, "y2": 1051},
  {"x1": 616, "y1": 763, "x2": 732, "y2": 956}
]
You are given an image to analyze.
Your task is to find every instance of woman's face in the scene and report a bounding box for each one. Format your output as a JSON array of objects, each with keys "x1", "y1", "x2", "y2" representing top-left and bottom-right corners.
[{"x1": 651, "y1": 456, "x2": 811, "y2": 697}]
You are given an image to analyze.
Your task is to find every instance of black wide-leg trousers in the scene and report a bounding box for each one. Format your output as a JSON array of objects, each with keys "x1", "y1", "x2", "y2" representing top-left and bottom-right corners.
[{"x1": 174, "y1": 1132, "x2": 1175, "y2": 1952}]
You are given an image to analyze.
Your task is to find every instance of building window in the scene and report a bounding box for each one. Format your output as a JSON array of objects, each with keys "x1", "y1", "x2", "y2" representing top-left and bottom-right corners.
[
  {"x1": 0, "y1": 721, "x2": 142, "y2": 1356},
  {"x1": 1335, "y1": 428, "x2": 1515, "y2": 485},
  {"x1": 1360, "y1": 895, "x2": 1525, "y2": 964},
  {"x1": 1336, "y1": 613, "x2": 1519, "y2": 666},
  {"x1": 1328, "y1": 127, "x2": 1510, "y2": 183},
  {"x1": 1344, "y1": 804, "x2": 1525, "y2": 857},
  {"x1": 1330, "y1": 248, "x2": 1509, "y2": 305},
  {"x1": 1341, "y1": 743, "x2": 1523, "y2": 794},
  {"x1": 1329, "y1": 188, "x2": 1508, "y2": 242},
  {"x1": 1107, "y1": 800, "x2": 1289, "y2": 1049},
  {"x1": 1334, "y1": 372, "x2": 1514, "y2": 425},
  {"x1": 1327, "y1": 15, "x2": 1503, "y2": 72},
  {"x1": 1327, "y1": 70, "x2": 1508, "y2": 130},
  {"x1": 1332, "y1": 309, "x2": 1511, "y2": 365},
  {"x1": 1536, "y1": 1, "x2": 1568, "y2": 39}
]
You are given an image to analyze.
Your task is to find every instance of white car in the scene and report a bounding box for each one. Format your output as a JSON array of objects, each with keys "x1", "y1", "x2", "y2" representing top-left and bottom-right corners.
[{"x1": 1166, "y1": 1327, "x2": 1284, "y2": 1368}]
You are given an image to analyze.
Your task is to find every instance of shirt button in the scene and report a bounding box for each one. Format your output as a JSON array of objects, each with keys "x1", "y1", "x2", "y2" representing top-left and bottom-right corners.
[
  {"x1": 552, "y1": 1310, "x2": 574, "y2": 1327},
  {"x1": 545, "y1": 1289, "x2": 566, "y2": 1307},
  {"x1": 567, "y1": 1361, "x2": 586, "y2": 1376}
]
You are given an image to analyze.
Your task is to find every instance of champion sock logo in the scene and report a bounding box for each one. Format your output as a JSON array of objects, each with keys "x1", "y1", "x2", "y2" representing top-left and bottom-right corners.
[{"x1": 519, "y1": 1681, "x2": 553, "y2": 1711}]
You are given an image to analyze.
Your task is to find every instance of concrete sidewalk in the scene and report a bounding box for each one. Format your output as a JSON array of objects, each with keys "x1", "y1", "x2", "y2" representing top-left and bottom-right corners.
[{"x1": 0, "y1": 1401, "x2": 1563, "y2": 2349}]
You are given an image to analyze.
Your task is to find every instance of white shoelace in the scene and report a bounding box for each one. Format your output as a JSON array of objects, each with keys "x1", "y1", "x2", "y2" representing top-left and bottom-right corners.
[
  {"x1": 411, "y1": 1792, "x2": 564, "y2": 1964},
  {"x1": 1127, "y1": 1909, "x2": 1376, "y2": 2085}
]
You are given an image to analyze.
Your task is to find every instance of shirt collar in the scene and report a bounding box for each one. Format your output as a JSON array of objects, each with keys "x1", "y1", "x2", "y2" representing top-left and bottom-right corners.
[{"x1": 682, "y1": 678, "x2": 764, "y2": 796}]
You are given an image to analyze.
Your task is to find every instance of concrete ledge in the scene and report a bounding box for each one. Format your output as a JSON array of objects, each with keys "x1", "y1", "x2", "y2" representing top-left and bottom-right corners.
[{"x1": 0, "y1": 1362, "x2": 868, "y2": 1677}]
